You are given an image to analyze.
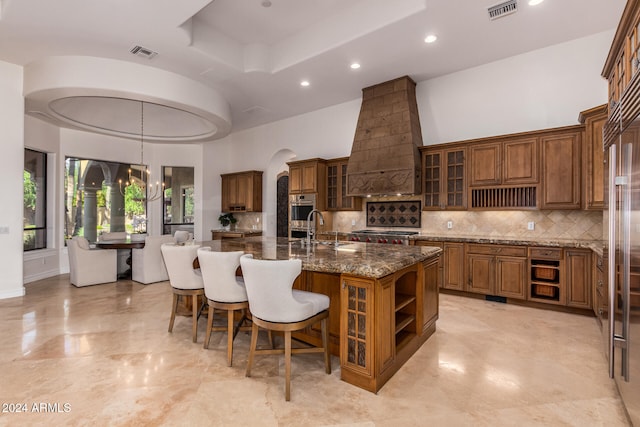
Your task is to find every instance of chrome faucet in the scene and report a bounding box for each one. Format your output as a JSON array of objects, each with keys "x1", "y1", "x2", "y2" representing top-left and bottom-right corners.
[{"x1": 306, "y1": 209, "x2": 324, "y2": 247}]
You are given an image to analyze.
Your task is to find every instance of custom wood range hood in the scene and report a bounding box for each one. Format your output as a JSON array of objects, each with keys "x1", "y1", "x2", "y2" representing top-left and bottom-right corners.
[{"x1": 346, "y1": 76, "x2": 423, "y2": 197}]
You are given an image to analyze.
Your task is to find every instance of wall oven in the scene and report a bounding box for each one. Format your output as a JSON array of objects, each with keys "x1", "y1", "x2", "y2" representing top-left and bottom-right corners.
[{"x1": 289, "y1": 194, "x2": 316, "y2": 238}]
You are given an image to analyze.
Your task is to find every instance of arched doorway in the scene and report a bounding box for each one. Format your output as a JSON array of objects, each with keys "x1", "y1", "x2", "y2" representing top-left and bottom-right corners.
[{"x1": 276, "y1": 173, "x2": 289, "y2": 238}]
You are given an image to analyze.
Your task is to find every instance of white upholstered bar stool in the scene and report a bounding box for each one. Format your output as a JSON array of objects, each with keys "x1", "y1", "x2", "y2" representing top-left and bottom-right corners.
[
  {"x1": 197, "y1": 248, "x2": 249, "y2": 366},
  {"x1": 239, "y1": 254, "x2": 331, "y2": 401},
  {"x1": 161, "y1": 243, "x2": 204, "y2": 343}
]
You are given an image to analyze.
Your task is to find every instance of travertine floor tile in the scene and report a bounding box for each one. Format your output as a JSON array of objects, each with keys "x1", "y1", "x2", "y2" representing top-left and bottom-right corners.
[{"x1": 0, "y1": 275, "x2": 630, "y2": 426}]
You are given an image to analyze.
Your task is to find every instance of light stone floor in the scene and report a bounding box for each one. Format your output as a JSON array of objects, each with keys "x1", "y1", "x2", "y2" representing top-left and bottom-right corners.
[{"x1": 0, "y1": 275, "x2": 631, "y2": 427}]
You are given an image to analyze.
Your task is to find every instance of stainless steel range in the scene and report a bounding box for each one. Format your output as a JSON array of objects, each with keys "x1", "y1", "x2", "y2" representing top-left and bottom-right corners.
[{"x1": 348, "y1": 230, "x2": 418, "y2": 245}]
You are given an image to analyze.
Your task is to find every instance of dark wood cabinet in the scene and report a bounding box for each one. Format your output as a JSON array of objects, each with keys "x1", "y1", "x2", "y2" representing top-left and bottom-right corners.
[
  {"x1": 579, "y1": 104, "x2": 608, "y2": 210},
  {"x1": 422, "y1": 147, "x2": 466, "y2": 210},
  {"x1": 288, "y1": 158, "x2": 327, "y2": 210},
  {"x1": 470, "y1": 143, "x2": 501, "y2": 186},
  {"x1": 566, "y1": 249, "x2": 592, "y2": 309},
  {"x1": 466, "y1": 244, "x2": 527, "y2": 299},
  {"x1": 221, "y1": 170, "x2": 262, "y2": 212},
  {"x1": 540, "y1": 130, "x2": 582, "y2": 209},
  {"x1": 327, "y1": 157, "x2": 362, "y2": 211},
  {"x1": 503, "y1": 137, "x2": 539, "y2": 185},
  {"x1": 469, "y1": 138, "x2": 539, "y2": 187}
]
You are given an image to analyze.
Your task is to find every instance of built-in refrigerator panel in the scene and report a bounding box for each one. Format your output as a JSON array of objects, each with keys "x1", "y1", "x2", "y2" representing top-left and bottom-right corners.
[{"x1": 608, "y1": 115, "x2": 640, "y2": 426}]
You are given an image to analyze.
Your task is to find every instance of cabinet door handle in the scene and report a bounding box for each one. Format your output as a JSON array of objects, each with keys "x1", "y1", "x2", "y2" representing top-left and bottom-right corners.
[{"x1": 342, "y1": 281, "x2": 346, "y2": 289}]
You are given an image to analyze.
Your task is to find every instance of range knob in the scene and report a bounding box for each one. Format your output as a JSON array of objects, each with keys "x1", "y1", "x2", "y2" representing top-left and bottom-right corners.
[
  {"x1": 366, "y1": 237, "x2": 372, "y2": 243},
  {"x1": 350, "y1": 236, "x2": 359, "y2": 241},
  {"x1": 379, "y1": 238, "x2": 388, "y2": 244}
]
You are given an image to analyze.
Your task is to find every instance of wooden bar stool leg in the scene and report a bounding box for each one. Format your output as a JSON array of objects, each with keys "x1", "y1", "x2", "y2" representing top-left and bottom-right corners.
[
  {"x1": 227, "y1": 309, "x2": 234, "y2": 366},
  {"x1": 246, "y1": 322, "x2": 259, "y2": 377},
  {"x1": 168, "y1": 293, "x2": 178, "y2": 333},
  {"x1": 285, "y1": 330, "x2": 292, "y2": 402},
  {"x1": 204, "y1": 303, "x2": 214, "y2": 349},
  {"x1": 191, "y1": 294, "x2": 198, "y2": 343},
  {"x1": 322, "y1": 317, "x2": 331, "y2": 374}
]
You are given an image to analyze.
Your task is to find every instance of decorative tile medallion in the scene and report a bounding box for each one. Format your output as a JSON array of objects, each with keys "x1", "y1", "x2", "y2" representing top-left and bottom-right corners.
[{"x1": 366, "y1": 201, "x2": 421, "y2": 228}]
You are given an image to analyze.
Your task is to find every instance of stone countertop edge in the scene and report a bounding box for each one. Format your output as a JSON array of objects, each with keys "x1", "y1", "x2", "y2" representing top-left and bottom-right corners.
[
  {"x1": 315, "y1": 230, "x2": 602, "y2": 253},
  {"x1": 410, "y1": 234, "x2": 603, "y2": 252},
  {"x1": 211, "y1": 228, "x2": 263, "y2": 233}
]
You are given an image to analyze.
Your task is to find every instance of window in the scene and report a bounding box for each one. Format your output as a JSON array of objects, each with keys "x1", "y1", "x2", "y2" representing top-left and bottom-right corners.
[
  {"x1": 162, "y1": 166, "x2": 194, "y2": 235},
  {"x1": 64, "y1": 157, "x2": 149, "y2": 243},
  {"x1": 24, "y1": 149, "x2": 47, "y2": 251}
]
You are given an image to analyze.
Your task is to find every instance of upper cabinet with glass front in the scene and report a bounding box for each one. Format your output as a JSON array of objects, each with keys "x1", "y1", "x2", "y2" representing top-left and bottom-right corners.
[
  {"x1": 327, "y1": 157, "x2": 362, "y2": 211},
  {"x1": 221, "y1": 170, "x2": 263, "y2": 213},
  {"x1": 421, "y1": 145, "x2": 466, "y2": 210}
]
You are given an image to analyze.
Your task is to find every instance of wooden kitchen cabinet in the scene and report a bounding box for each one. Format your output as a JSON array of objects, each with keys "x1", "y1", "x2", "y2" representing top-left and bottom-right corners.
[
  {"x1": 540, "y1": 129, "x2": 582, "y2": 209},
  {"x1": 579, "y1": 104, "x2": 608, "y2": 210},
  {"x1": 339, "y1": 259, "x2": 438, "y2": 393},
  {"x1": 327, "y1": 157, "x2": 362, "y2": 211},
  {"x1": 565, "y1": 249, "x2": 592, "y2": 309},
  {"x1": 421, "y1": 146, "x2": 466, "y2": 210},
  {"x1": 221, "y1": 170, "x2": 263, "y2": 212},
  {"x1": 466, "y1": 244, "x2": 527, "y2": 299},
  {"x1": 469, "y1": 138, "x2": 538, "y2": 187},
  {"x1": 529, "y1": 247, "x2": 564, "y2": 305},
  {"x1": 593, "y1": 252, "x2": 607, "y2": 329},
  {"x1": 288, "y1": 158, "x2": 327, "y2": 194},
  {"x1": 470, "y1": 143, "x2": 501, "y2": 186},
  {"x1": 443, "y1": 243, "x2": 465, "y2": 291},
  {"x1": 340, "y1": 275, "x2": 376, "y2": 381},
  {"x1": 288, "y1": 158, "x2": 327, "y2": 210}
]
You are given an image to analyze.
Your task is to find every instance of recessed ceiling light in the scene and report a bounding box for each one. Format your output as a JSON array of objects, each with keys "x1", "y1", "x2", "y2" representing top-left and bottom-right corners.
[
  {"x1": 300, "y1": 80, "x2": 310, "y2": 87},
  {"x1": 350, "y1": 63, "x2": 361, "y2": 70},
  {"x1": 528, "y1": 0, "x2": 544, "y2": 5},
  {"x1": 261, "y1": 0, "x2": 272, "y2": 7},
  {"x1": 424, "y1": 35, "x2": 437, "y2": 44}
]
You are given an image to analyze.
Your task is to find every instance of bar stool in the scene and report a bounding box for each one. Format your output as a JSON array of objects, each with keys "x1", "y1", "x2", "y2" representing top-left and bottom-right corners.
[
  {"x1": 161, "y1": 243, "x2": 204, "y2": 343},
  {"x1": 239, "y1": 254, "x2": 331, "y2": 401},
  {"x1": 197, "y1": 248, "x2": 249, "y2": 366}
]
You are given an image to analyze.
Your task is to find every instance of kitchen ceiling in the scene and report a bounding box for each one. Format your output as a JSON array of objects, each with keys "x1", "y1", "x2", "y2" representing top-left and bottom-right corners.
[{"x1": 0, "y1": 0, "x2": 626, "y2": 140}]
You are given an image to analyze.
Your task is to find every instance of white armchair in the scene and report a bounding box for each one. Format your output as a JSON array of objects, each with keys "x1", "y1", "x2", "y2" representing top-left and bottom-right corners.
[
  {"x1": 174, "y1": 230, "x2": 193, "y2": 244},
  {"x1": 67, "y1": 236, "x2": 118, "y2": 287},
  {"x1": 131, "y1": 234, "x2": 176, "y2": 284}
]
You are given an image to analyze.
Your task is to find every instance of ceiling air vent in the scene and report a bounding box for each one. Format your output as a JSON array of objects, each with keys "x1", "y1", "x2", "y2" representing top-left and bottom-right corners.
[
  {"x1": 129, "y1": 45, "x2": 158, "y2": 59},
  {"x1": 488, "y1": 0, "x2": 518, "y2": 20}
]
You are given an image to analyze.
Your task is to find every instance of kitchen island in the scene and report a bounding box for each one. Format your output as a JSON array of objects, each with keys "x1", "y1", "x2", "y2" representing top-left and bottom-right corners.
[{"x1": 201, "y1": 236, "x2": 441, "y2": 393}]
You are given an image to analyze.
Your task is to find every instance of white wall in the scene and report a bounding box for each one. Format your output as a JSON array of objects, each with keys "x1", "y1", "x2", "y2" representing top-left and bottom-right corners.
[
  {"x1": 0, "y1": 60, "x2": 26, "y2": 298},
  {"x1": 418, "y1": 30, "x2": 614, "y2": 144}
]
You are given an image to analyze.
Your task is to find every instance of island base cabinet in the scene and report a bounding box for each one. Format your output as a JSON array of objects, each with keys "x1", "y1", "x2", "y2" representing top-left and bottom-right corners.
[{"x1": 340, "y1": 258, "x2": 439, "y2": 393}]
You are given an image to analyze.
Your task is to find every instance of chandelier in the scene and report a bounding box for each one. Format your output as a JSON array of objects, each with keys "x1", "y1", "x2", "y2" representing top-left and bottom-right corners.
[{"x1": 118, "y1": 101, "x2": 164, "y2": 202}]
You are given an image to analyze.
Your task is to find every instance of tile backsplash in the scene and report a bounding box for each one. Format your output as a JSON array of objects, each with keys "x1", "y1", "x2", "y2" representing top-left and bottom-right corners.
[{"x1": 330, "y1": 209, "x2": 602, "y2": 241}]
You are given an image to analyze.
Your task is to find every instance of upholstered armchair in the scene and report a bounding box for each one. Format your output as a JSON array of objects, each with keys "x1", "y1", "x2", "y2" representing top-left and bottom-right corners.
[
  {"x1": 174, "y1": 230, "x2": 193, "y2": 244},
  {"x1": 131, "y1": 234, "x2": 176, "y2": 284},
  {"x1": 67, "y1": 236, "x2": 118, "y2": 287}
]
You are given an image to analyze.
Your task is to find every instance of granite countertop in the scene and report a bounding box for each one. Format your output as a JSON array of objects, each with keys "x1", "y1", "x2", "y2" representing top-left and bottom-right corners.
[
  {"x1": 211, "y1": 228, "x2": 263, "y2": 234},
  {"x1": 200, "y1": 236, "x2": 441, "y2": 279},
  {"x1": 315, "y1": 230, "x2": 603, "y2": 253},
  {"x1": 410, "y1": 234, "x2": 602, "y2": 252}
]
